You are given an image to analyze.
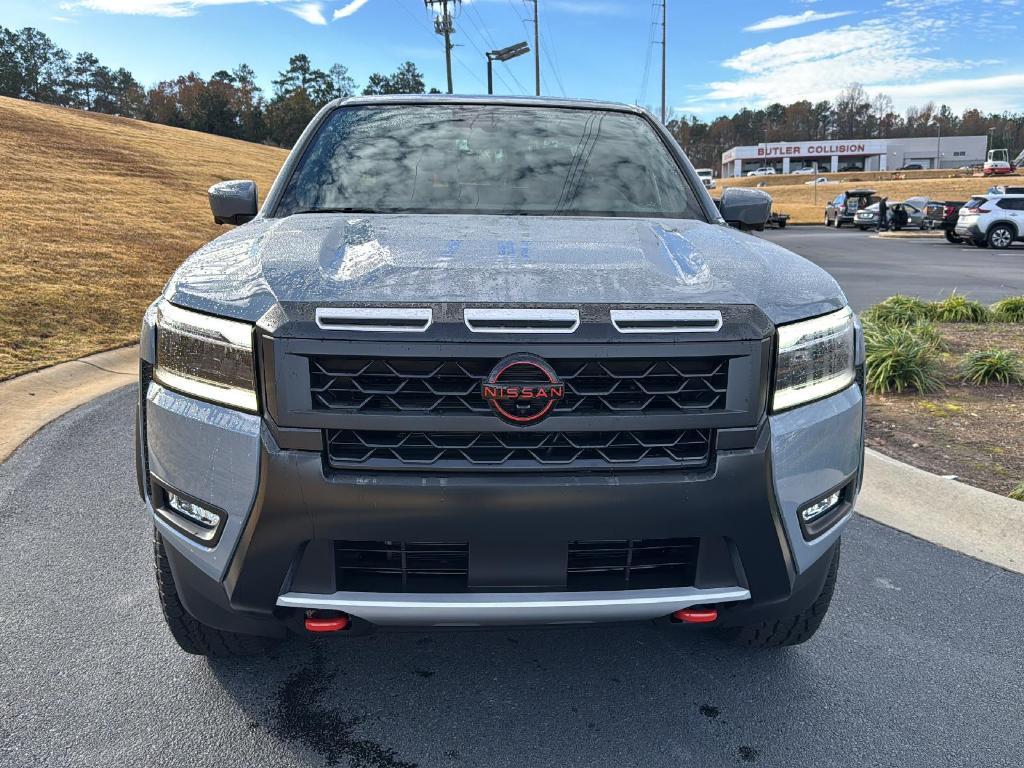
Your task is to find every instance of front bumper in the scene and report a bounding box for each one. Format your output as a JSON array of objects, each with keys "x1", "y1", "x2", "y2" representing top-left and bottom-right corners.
[{"x1": 139, "y1": 379, "x2": 863, "y2": 634}]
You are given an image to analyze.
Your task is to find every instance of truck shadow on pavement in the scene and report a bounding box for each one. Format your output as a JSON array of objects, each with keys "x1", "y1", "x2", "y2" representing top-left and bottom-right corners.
[{"x1": 207, "y1": 624, "x2": 818, "y2": 768}]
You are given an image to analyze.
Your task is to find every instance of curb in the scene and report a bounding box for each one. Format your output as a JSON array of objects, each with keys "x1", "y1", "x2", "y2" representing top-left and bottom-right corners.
[
  {"x1": 875, "y1": 231, "x2": 943, "y2": 240},
  {"x1": 859, "y1": 449, "x2": 1023, "y2": 574},
  {"x1": 0, "y1": 345, "x2": 138, "y2": 463},
  {"x1": 2, "y1": 349, "x2": 1022, "y2": 574}
]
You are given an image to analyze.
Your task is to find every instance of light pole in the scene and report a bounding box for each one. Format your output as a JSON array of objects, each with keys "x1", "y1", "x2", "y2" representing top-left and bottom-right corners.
[
  {"x1": 933, "y1": 118, "x2": 942, "y2": 170},
  {"x1": 486, "y1": 42, "x2": 530, "y2": 95}
]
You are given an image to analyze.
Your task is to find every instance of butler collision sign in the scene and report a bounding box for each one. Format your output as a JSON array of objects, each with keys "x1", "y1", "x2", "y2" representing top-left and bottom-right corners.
[
  {"x1": 720, "y1": 135, "x2": 987, "y2": 176},
  {"x1": 756, "y1": 142, "x2": 868, "y2": 157}
]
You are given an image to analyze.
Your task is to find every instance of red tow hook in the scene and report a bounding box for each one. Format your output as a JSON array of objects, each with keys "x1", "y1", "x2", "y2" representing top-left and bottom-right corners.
[
  {"x1": 672, "y1": 606, "x2": 718, "y2": 624},
  {"x1": 304, "y1": 611, "x2": 351, "y2": 633}
]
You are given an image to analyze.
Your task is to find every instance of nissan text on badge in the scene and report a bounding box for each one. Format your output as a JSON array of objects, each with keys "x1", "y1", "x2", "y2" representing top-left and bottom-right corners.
[{"x1": 137, "y1": 95, "x2": 865, "y2": 655}]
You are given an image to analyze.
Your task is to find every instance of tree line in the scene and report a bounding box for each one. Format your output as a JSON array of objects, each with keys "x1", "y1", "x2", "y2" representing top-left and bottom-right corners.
[
  {"x1": 668, "y1": 84, "x2": 1024, "y2": 170},
  {"x1": 0, "y1": 26, "x2": 437, "y2": 147},
  {"x1": 3, "y1": 26, "x2": 1023, "y2": 160}
]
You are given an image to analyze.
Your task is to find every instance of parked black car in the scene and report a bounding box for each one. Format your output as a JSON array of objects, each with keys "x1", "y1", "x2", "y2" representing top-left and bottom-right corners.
[{"x1": 825, "y1": 189, "x2": 878, "y2": 227}]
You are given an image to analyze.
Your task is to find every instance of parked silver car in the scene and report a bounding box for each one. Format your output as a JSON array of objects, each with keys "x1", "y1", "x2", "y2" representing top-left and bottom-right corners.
[{"x1": 854, "y1": 200, "x2": 927, "y2": 230}]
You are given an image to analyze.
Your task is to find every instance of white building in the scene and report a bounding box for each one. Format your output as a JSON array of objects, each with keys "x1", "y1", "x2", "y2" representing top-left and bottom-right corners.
[{"x1": 720, "y1": 135, "x2": 988, "y2": 178}]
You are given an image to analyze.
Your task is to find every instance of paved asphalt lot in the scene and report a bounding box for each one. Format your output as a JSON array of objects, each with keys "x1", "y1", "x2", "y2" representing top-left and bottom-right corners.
[
  {"x1": 2, "y1": 388, "x2": 1023, "y2": 768},
  {"x1": 758, "y1": 227, "x2": 1024, "y2": 310}
]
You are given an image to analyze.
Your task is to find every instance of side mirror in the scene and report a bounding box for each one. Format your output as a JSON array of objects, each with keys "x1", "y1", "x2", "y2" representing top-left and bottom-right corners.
[
  {"x1": 209, "y1": 180, "x2": 258, "y2": 226},
  {"x1": 717, "y1": 187, "x2": 772, "y2": 231}
]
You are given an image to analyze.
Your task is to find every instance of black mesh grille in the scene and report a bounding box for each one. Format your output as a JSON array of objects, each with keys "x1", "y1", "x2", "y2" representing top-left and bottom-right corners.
[
  {"x1": 335, "y1": 541, "x2": 469, "y2": 593},
  {"x1": 310, "y1": 357, "x2": 728, "y2": 415},
  {"x1": 325, "y1": 429, "x2": 713, "y2": 471},
  {"x1": 567, "y1": 538, "x2": 699, "y2": 590}
]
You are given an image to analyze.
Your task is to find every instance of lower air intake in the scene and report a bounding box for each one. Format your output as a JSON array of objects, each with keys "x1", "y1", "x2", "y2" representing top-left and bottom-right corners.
[{"x1": 567, "y1": 538, "x2": 700, "y2": 590}]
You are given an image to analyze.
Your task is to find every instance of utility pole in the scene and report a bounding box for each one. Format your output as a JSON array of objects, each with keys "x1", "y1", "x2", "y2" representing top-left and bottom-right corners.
[
  {"x1": 660, "y1": 0, "x2": 667, "y2": 124},
  {"x1": 529, "y1": 0, "x2": 540, "y2": 96},
  {"x1": 425, "y1": 0, "x2": 459, "y2": 94}
]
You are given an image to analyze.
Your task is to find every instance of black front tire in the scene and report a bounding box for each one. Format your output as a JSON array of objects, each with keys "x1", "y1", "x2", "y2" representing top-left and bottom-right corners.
[
  {"x1": 154, "y1": 530, "x2": 271, "y2": 656},
  {"x1": 944, "y1": 230, "x2": 962, "y2": 244},
  {"x1": 723, "y1": 540, "x2": 840, "y2": 648},
  {"x1": 988, "y1": 225, "x2": 1015, "y2": 250}
]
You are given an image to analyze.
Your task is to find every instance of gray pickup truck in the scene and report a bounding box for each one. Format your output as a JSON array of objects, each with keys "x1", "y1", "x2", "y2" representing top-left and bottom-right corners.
[{"x1": 137, "y1": 95, "x2": 864, "y2": 656}]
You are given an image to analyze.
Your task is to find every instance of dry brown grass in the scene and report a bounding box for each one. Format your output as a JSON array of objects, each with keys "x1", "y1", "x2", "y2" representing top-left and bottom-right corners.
[
  {"x1": 0, "y1": 96, "x2": 287, "y2": 380},
  {"x1": 717, "y1": 170, "x2": 1016, "y2": 224}
]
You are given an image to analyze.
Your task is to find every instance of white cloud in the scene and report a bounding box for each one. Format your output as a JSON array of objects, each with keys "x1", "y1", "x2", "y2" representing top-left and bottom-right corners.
[
  {"x1": 685, "y1": 14, "x2": 1024, "y2": 115},
  {"x1": 62, "y1": 0, "x2": 333, "y2": 23},
  {"x1": 547, "y1": 1, "x2": 629, "y2": 14},
  {"x1": 286, "y1": 0, "x2": 326, "y2": 24},
  {"x1": 744, "y1": 10, "x2": 854, "y2": 31},
  {"x1": 62, "y1": 0, "x2": 258, "y2": 15},
  {"x1": 333, "y1": 0, "x2": 371, "y2": 18}
]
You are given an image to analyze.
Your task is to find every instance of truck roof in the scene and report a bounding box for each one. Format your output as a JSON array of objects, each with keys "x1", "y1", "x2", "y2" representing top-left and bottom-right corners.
[{"x1": 330, "y1": 93, "x2": 649, "y2": 115}]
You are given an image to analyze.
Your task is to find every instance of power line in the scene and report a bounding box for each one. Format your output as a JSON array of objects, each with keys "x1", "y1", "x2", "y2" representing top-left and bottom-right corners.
[
  {"x1": 538, "y1": 10, "x2": 567, "y2": 97},
  {"x1": 506, "y1": 0, "x2": 539, "y2": 95},
  {"x1": 539, "y1": 29, "x2": 566, "y2": 97},
  {"x1": 637, "y1": 1, "x2": 658, "y2": 107},
  {"x1": 460, "y1": 5, "x2": 527, "y2": 94}
]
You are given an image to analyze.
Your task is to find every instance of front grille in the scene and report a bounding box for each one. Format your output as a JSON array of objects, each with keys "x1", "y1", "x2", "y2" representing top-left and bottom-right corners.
[
  {"x1": 567, "y1": 538, "x2": 699, "y2": 590},
  {"x1": 325, "y1": 428, "x2": 713, "y2": 471},
  {"x1": 310, "y1": 356, "x2": 728, "y2": 415},
  {"x1": 335, "y1": 540, "x2": 469, "y2": 592}
]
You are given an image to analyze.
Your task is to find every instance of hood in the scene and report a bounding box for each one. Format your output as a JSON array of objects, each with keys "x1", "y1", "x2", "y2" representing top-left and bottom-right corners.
[{"x1": 164, "y1": 214, "x2": 846, "y2": 325}]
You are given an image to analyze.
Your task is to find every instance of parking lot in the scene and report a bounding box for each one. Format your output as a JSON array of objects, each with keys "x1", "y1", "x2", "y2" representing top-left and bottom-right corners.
[
  {"x1": 759, "y1": 227, "x2": 1024, "y2": 310},
  {"x1": 1, "y1": 389, "x2": 1023, "y2": 768}
]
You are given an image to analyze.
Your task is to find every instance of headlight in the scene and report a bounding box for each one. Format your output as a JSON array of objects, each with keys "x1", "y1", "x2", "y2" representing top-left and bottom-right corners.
[
  {"x1": 772, "y1": 307, "x2": 855, "y2": 412},
  {"x1": 153, "y1": 301, "x2": 258, "y2": 412}
]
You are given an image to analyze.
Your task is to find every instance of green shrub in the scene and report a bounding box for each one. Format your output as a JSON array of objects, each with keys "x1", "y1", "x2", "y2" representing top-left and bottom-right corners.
[
  {"x1": 906, "y1": 320, "x2": 947, "y2": 352},
  {"x1": 864, "y1": 324, "x2": 945, "y2": 394},
  {"x1": 959, "y1": 349, "x2": 1024, "y2": 385},
  {"x1": 991, "y1": 296, "x2": 1024, "y2": 323},
  {"x1": 930, "y1": 292, "x2": 990, "y2": 323},
  {"x1": 1010, "y1": 483, "x2": 1024, "y2": 502},
  {"x1": 861, "y1": 295, "x2": 933, "y2": 326}
]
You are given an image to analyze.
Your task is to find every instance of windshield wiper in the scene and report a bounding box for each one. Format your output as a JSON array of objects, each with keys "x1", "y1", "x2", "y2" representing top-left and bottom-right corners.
[{"x1": 290, "y1": 207, "x2": 389, "y2": 215}]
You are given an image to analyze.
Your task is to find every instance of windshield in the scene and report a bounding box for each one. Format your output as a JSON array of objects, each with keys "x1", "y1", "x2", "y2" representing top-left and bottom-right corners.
[{"x1": 273, "y1": 104, "x2": 704, "y2": 219}]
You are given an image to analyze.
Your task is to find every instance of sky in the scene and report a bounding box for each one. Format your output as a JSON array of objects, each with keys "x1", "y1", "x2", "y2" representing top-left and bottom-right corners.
[{"x1": 4, "y1": 0, "x2": 1024, "y2": 119}]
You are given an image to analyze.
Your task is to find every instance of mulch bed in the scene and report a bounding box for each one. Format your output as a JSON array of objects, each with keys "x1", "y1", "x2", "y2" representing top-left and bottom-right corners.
[{"x1": 865, "y1": 323, "x2": 1024, "y2": 496}]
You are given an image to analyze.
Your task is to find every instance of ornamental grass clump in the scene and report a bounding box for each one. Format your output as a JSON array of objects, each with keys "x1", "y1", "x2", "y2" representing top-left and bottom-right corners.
[
  {"x1": 864, "y1": 323, "x2": 945, "y2": 394},
  {"x1": 861, "y1": 295, "x2": 933, "y2": 326},
  {"x1": 930, "y1": 292, "x2": 990, "y2": 323},
  {"x1": 991, "y1": 296, "x2": 1024, "y2": 323},
  {"x1": 959, "y1": 349, "x2": 1024, "y2": 386}
]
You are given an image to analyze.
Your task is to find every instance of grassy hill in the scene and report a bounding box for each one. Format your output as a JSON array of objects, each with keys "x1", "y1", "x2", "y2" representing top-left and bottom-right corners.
[{"x1": 0, "y1": 96, "x2": 288, "y2": 380}]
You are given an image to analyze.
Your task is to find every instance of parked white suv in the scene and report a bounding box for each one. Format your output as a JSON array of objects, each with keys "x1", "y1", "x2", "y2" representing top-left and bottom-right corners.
[
  {"x1": 694, "y1": 168, "x2": 715, "y2": 189},
  {"x1": 746, "y1": 167, "x2": 776, "y2": 177},
  {"x1": 955, "y1": 194, "x2": 1024, "y2": 249}
]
